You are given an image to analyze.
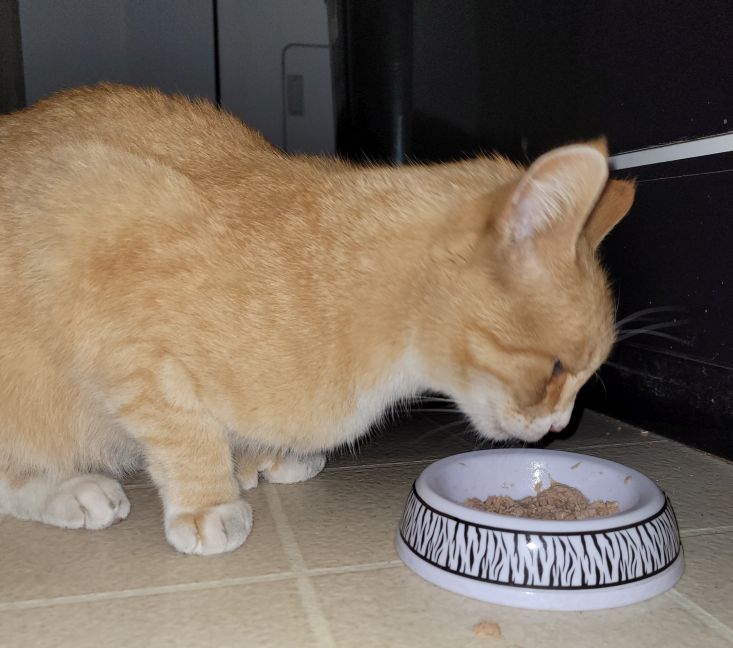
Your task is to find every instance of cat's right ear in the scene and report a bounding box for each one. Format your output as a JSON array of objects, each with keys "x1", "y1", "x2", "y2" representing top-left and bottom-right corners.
[{"x1": 495, "y1": 144, "x2": 609, "y2": 271}]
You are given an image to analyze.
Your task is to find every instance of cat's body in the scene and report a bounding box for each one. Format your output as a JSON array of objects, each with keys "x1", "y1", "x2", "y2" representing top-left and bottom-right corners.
[{"x1": 0, "y1": 85, "x2": 633, "y2": 554}]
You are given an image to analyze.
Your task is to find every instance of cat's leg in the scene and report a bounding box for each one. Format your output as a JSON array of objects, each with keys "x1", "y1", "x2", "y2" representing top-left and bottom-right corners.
[
  {"x1": 262, "y1": 453, "x2": 326, "y2": 485},
  {"x1": 235, "y1": 450, "x2": 326, "y2": 491},
  {"x1": 0, "y1": 471, "x2": 130, "y2": 529},
  {"x1": 120, "y1": 404, "x2": 251, "y2": 556}
]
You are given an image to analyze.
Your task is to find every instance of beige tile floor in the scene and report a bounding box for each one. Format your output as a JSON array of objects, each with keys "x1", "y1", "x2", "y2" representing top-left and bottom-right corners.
[{"x1": 1, "y1": 409, "x2": 732, "y2": 648}]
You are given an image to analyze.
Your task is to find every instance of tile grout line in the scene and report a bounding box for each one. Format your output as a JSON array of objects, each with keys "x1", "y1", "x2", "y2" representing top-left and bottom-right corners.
[
  {"x1": 308, "y1": 560, "x2": 404, "y2": 577},
  {"x1": 0, "y1": 560, "x2": 405, "y2": 613},
  {"x1": 0, "y1": 572, "x2": 296, "y2": 612},
  {"x1": 668, "y1": 590, "x2": 733, "y2": 643},
  {"x1": 680, "y1": 525, "x2": 733, "y2": 538},
  {"x1": 264, "y1": 486, "x2": 337, "y2": 648}
]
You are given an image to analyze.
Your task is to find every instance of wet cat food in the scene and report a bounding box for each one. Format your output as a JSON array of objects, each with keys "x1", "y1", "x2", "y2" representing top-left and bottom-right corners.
[{"x1": 464, "y1": 482, "x2": 619, "y2": 520}]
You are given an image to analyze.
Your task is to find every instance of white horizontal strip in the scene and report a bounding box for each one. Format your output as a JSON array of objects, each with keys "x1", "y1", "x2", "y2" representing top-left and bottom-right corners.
[{"x1": 609, "y1": 132, "x2": 733, "y2": 170}]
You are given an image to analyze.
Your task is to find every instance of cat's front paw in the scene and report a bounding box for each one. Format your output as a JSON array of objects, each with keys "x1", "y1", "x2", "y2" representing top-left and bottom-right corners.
[
  {"x1": 43, "y1": 475, "x2": 130, "y2": 530},
  {"x1": 263, "y1": 454, "x2": 326, "y2": 485},
  {"x1": 165, "y1": 499, "x2": 252, "y2": 555}
]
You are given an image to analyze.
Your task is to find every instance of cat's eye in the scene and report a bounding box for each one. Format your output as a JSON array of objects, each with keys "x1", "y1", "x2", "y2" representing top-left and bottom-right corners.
[{"x1": 551, "y1": 359, "x2": 564, "y2": 378}]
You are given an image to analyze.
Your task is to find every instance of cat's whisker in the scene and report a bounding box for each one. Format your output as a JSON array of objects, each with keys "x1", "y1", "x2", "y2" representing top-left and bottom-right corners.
[
  {"x1": 410, "y1": 396, "x2": 456, "y2": 405},
  {"x1": 615, "y1": 318, "x2": 691, "y2": 345},
  {"x1": 614, "y1": 306, "x2": 685, "y2": 329},
  {"x1": 407, "y1": 408, "x2": 462, "y2": 415},
  {"x1": 471, "y1": 435, "x2": 521, "y2": 451},
  {"x1": 602, "y1": 360, "x2": 628, "y2": 372},
  {"x1": 415, "y1": 394, "x2": 454, "y2": 400},
  {"x1": 418, "y1": 418, "x2": 471, "y2": 441},
  {"x1": 593, "y1": 370, "x2": 608, "y2": 398},
  {"x1": 617, "y1": 319, "x2": 689, "y2": 335},
  {"x1": 615, "y1": 329, "x2": 691, "y2": 345}
]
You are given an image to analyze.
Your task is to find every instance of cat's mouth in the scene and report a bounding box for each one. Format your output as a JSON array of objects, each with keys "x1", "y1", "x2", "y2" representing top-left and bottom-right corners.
[{"x1": 463, "y1": 405, "x2": 572, "y2": 444}]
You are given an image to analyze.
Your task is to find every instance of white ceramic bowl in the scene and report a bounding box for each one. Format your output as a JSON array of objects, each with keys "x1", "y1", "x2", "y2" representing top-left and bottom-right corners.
[{"x1": 395, "y1": 449, "x2": 684, "y2": 610}]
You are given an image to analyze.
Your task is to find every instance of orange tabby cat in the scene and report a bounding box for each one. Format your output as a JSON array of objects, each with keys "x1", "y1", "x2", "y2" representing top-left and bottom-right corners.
[{"x1": 0, "y1": 85, "x2": 634, "y2": 554}]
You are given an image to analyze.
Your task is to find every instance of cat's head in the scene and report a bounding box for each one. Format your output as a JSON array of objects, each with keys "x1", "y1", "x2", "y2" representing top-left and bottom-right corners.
[{"x1": 421, "y1": 140, "x2": 634, "y2": 442}]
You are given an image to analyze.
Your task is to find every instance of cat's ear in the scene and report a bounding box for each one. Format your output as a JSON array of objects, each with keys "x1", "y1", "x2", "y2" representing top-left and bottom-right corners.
[
  {"x1": 496, "y1": 143, "x2": 608, "y2": 265},
  {"x1": 586, "y1": 137, "x2": 609, "y2": 157},
  {"x1": 583, "y1": 178, "x2": 635, "y2": 249}
]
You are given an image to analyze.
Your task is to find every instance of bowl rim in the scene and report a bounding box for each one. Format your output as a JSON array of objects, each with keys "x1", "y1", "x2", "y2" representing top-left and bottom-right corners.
[{"x1": 414, "y1": 448, "x2": 667, "y2": 534}]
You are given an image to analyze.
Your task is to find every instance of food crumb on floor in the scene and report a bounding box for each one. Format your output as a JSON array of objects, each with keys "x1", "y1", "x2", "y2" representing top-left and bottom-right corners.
[{"x1": 472, "y1": 620, "x2": 502, "y2": 638}]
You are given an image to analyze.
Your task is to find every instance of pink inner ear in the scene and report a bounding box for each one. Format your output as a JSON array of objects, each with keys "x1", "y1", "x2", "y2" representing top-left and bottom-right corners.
[
  {"x1": 513, "y1": 207, "x2": 538, "y2": 243},
  {"x1": 502, "y1": 145, "x2": 609, "y2": 250},
  {"x1": 509, "y1": 176, "x2": 543, "y2": 242},
  {"x1": 511, "y1": 177, "x2": 571, "y2": 242}
]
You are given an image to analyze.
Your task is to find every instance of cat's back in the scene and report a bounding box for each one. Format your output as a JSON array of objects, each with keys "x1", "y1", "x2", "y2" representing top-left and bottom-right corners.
[
  {"x1": 0, "y1": 84, "x2": 279, "y2": 183},
  {"x1": 0, "y1": 86, "x2": 264, "y2": 309}
]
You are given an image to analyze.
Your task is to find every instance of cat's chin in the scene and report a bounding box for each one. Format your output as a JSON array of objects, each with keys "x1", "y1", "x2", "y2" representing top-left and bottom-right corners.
[
  {"x1": 466, "y1": 413, "x2": 554, "y2": 445},
  {"x1": 463, "y1": 413, "x2": 514, "y2": 443}
]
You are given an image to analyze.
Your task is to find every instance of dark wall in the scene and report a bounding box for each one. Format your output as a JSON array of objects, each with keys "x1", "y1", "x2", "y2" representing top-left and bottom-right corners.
[
  {"x1": 328, "y1": 0, "x2": 414, "y2": 163},
  {"x1": 582, "y1": 152, "x2": 733, "y2": 458},
  {"x1": 332, "y1": 0, "x2": 733, "y2": 457},
  {"x1": 0, "y1": 0, "x2": 25, "y2": 114},
  {"x1": 411, "y1": 1, "x2": 481, "y2": 160},
  {"x1": 337, "y1": 0, "x2": 732, "y2": 162},
  {"x1": 411, "y1": 0, "x2": 733, "y2": 161},
  {"x1": 473, "y1": 0, "x2": 733, "y2": 159}
]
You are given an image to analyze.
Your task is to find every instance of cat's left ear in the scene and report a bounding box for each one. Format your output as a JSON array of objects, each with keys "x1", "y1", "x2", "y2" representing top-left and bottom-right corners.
[{"x1": 497, "y1": 141, "x2": 609, "y2": 265}]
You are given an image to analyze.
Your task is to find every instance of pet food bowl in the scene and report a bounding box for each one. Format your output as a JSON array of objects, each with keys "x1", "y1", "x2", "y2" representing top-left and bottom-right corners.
[{"x1": 395, "y1": 449, "x2": 684, "y2": 611}]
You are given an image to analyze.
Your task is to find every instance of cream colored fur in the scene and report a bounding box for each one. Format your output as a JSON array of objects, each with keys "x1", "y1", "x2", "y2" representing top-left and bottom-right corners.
[{"x1": 0, "y1": 85, "x2": 634, "y2": 554}]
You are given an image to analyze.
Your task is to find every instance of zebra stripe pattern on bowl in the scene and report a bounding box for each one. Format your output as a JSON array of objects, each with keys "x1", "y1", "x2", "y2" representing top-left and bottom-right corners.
[{"x1": 399, "y1": 485, "x2": 682, "y2": 590}]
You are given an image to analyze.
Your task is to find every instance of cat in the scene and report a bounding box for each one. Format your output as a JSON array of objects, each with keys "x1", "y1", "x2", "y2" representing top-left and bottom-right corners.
[{"x1": 0, "y1": 84, "x2": 634, "y2": 555}]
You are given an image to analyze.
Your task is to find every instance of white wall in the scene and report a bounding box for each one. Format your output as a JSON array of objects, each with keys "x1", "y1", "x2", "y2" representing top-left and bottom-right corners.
[
  {"x1": 18, "y1": 0, "x2": 334, "y2": 153},
  {"x1": 19, "y1": 0, "x2": 216, "y2": 104},
  {"x1": 217, "y1": 0, "x2": 330, "y2": 150}
]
